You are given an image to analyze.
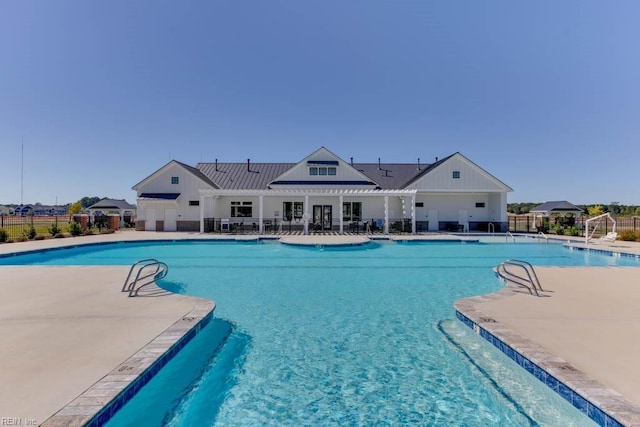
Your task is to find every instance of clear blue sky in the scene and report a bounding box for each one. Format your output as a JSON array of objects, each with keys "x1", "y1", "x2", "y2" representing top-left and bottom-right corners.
[{"x1": 2, "y1": 1, "x2": 639, "y2": 206}]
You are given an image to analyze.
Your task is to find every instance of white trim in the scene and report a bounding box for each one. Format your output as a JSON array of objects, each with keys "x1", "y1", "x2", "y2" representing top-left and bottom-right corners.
[{"x1": 199, "y1": 188, "x2": 417, "y2": 197}]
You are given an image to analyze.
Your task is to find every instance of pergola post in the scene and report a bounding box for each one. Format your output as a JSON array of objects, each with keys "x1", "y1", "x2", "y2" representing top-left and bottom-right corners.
[
  {"x1": 339, "y1": 194, "x2": 344, "y2": 234},
  {"x1": 384, "y1": 196, "x2": 389, "y2": 235},
  {"x1": 411, "y1": 195, "x2": 416, "y2": 235},
  {"x1": 199, "y1": 194, "x2": 205, "y2": 233},
  {"x1": 304, "y1": 194, "x2": 309, "y2": 235},
  {"x1": 259, "y1": 195, "x2": 264, "y2": 235}
]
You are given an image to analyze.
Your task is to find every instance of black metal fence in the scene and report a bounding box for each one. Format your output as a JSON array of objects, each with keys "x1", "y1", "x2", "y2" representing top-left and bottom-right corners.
[
  {"x1": 507, "y1": 216, "x2": 640, "y2": 236},
  {"x1": 0, "y1": 214, "x2": 123, "y2": 241}
]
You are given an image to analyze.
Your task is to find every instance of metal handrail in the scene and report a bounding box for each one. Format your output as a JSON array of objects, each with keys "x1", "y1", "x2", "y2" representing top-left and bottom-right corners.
[
  {"x1": 496, "y1": 259, "x2": 543, "y2": 296},
  {"x1": 365, "y1": 222, "x2": 372, "y2": 236},
  {"x1": 488, "y1": 222, "x2": 495, "y2": 235},
  {"x1": 537, "y1": 231, "x2": 548, "y2": 242},
  {"x1": 505, "y1": 231, "x2": 515, "y2": 243},
  {"x1": 122, "y1": 259, "x2": 169, "y2": 297}
]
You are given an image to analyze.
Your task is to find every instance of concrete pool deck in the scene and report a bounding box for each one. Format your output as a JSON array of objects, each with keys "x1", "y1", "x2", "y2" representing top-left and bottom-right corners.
[{"x1": 1, "y1": 231, "x2": 640, "y2": 424}]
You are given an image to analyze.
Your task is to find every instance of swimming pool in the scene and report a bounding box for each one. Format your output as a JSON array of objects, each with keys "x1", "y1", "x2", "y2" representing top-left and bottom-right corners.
[{"x1": 5, "y1": 240, "x2": 637, "y2": 425}]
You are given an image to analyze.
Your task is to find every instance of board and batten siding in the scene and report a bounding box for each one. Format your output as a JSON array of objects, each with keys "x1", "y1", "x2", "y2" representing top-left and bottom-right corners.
[{"x1": 406, "y1": 155, "x2": 507, "y2": 192}]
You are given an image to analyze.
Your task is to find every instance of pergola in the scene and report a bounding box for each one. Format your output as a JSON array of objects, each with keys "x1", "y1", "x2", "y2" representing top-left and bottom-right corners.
[
  {"x1": 529, "y1": 200, "x2": 583, "y2": 230},
  {"x1": 199, "y1": 188, "x2": 419, "y2": 235}
]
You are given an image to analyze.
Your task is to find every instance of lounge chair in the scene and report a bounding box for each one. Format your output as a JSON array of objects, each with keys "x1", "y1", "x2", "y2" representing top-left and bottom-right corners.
[{"x1": 601, "y1": 232, "x2": 618, "y2": 242}]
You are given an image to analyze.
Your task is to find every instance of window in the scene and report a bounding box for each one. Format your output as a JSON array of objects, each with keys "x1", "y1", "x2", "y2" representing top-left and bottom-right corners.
[
  {"x1": 283, "y1": 201, "x2": 304, "y2": 220},
  {"x1": 415, "y1": 202, "x2": 424, "y2": 208},
  {"x1": 475, "y1": 202, "x2": 485, "y2": 208},
  {"x1": 452, "y1": 171, "x2": 460, "y2": 179},
  {"x1": 171, "y1": 176, "x2": 179, "y2": 184},
  {"x1": 231, "y1": 201, "x2": 252, "y2": 217},
  {"x1": 342, "y1": 202, "x2": 362, "y2": 221},
  {"x1": 189, "y1": 200, "x2": 200, "y2": 206},
  {"x1": 310, "y1": 166, "x2": 337, "y2": 176}
]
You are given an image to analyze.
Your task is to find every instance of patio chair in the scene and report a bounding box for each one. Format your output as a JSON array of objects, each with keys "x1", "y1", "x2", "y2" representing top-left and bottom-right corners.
[{"x1": 599, "y1": 232, "x2": 618, "y2": 243}]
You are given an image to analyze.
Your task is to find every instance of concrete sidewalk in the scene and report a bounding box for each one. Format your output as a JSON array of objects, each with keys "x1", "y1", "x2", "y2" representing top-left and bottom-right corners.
[
  {"x1": 478, "y1": 267, "x2": 640, "y2": 405},
  {"x1": 0, "y1": 266, "x2": 198, "y2": 424}
]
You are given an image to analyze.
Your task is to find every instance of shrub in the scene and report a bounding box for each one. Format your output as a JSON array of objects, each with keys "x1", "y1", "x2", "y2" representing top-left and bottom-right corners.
[
  {"x1": 34, "y1": 235, "x2": 45, "y2": 241},
  {"x1": 23, "y1": 224, "x2": 37, "y2": 239},
  {"x1": 68, "y1": 221, "x2": 82, "y2": 236},
  {"x1": 567, "y1": 226, "x2": 580, "y2": 237},
  {"x1": 49, "y1": 223, "x2": 61, "y2": 236},
  {"x1": 553, "y1": 224, "x2": 564, "y2": 235},
  {"x1": 53, "y1": 233, "x2": 66, "y2": 239},
  {"x1": 0, "y1": 228, "x2": 7, "y2": 242},
  {"x1": 100, "y1": 229, "x2": 115, "y2": 234},
  {"x1": 618, "y1": 230, "x2": 640, "y2": 242}
]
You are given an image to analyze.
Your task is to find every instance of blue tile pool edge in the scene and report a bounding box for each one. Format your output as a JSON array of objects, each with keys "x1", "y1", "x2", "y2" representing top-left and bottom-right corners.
[
  {"x1": 454, "y1": 300, "x2": 640, "y2": 427},
  {"x1": 41, "y1": 295, "x2": 216, "y2": 427}
]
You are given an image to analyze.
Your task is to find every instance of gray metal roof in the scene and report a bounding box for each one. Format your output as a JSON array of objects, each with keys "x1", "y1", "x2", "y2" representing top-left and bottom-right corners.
[
  {"x1": 87, "y1": 198, "x2": 136, "y2": 210},
  {"x1": 352, "y1": 163, "x2": 432, "y2": 189},
  {"x1": 196, "y1": 162, "x2": 296, "y2": 190},
  {"x1": 196, "y1": 162, "x2": 433, "y2": 190},
  {"x1": 530, "y1": 201, "x2": 583, "y2": 213}
]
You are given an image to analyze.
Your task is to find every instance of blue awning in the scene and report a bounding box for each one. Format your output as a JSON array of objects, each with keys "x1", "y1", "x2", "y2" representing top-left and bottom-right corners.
[{"x1": 139, "y1": 193, "x2": 180, "y2": 200}]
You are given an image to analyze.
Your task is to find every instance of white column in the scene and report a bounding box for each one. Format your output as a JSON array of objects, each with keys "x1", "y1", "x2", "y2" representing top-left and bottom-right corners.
[
  {"x1": 304, "y1": 194, "x2": 309, "y2": 235},
  {"x1": 339, "y1": 194, "x2": 344, "y2": 234},
  {"x1": 411, "y1": 195, "x2": 416, "y2": 235},
  {"x1": 212, "y1": 196, "x2": 217, "y2": 232},
  {"x1": 384, "y1": 195, "x2": 389, "y2": 235},
  {"x1": 199, "y1": 194, "x2": 205, "y2": 233},
  {"x1": 259, "y1": 195, "x2": 264, "y2": 235}
]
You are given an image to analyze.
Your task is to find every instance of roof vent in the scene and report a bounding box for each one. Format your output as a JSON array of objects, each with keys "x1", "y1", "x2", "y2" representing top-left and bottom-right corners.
[
  {"x1": 417, "y1": 157, "x2": 421, "y2": 171},
  {"x1": 435, "y1": 156, "x2": 438, "y2": 162},
  {"x1": 247, "y1": 159, "x2": 259, "y2": 173},
  {"x1": 350, "y1": 157, "x2": 353, "y2": 166}
]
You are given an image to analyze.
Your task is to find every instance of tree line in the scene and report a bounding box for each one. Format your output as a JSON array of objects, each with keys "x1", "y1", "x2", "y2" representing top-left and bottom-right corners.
[{"x1": 508, "y1": 203, "x2": 640, "y2": 217}]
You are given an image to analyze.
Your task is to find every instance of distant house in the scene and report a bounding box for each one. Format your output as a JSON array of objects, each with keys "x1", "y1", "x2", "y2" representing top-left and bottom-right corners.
[
  {"x1": 0, "y1": 205, "x2": 11, "y2": 216},
  {"x1": 132, "y1": 146, "x2": 513, "y2": 234},
  {"x1": 14, "y1": 205, "x2": 33, "y2": 216},
  {"x1": 87, "y1": 198, "x2": 137, "y2": 226}
]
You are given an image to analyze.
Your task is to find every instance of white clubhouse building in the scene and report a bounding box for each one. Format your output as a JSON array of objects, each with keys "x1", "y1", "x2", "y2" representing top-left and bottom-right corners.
[{"x1": 132, "y1": 147, "x2": 512, "y2": 235}]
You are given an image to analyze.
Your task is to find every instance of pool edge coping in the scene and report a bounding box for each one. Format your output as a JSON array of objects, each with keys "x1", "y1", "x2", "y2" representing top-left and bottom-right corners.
[
  {"x1": 454, "y1": 285, "x2": 640, "y2": 427},
  {"x1": 41, "y1": 292, "x2": 216, "y2": 427}
]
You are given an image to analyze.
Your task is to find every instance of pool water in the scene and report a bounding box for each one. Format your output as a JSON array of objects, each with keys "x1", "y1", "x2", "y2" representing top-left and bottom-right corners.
[{"x1": 5, "y1": 240, "x2": 635, "y2": 425}]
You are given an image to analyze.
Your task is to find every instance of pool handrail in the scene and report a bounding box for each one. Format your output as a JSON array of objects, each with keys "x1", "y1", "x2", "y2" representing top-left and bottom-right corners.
[
  {"x1": 496, "y1": 259, "x2": 543, "y2": 297},
  {"x1": 122, "y1": 258, "x2": 169, "y2": 297},
  {"x1": 505, "y1": 231, "x2": 515, "y2": 243}
]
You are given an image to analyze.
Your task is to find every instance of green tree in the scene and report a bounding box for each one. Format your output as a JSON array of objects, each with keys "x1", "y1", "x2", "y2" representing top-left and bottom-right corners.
[
  {"x1": 80, "y1": 196, "x2": 101, "y2": 208},
  {"x1": 587, "y1": 205, "x2": 604, "y2": 216},
  {"x1": 68, "y1": 202, "x2": 84, "y2": 215}
]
